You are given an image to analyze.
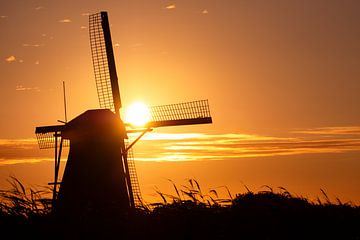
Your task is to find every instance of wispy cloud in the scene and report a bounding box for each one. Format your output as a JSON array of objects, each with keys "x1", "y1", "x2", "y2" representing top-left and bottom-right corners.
[
  {"x1": 58, "y1": 19, "x2": 72, "y2": 23},
  {"x1": 130, "y1": 130, "x2": 360, "y2": 162},
  {"x1": 41, "y1": 33, "x2": 53, "y2": 40},
  {"x1": 0, "y1": 138, "x2": 68, "y2": 166},
  {"x1": 130, "y1": 43, "x2": 144, "y2": 48},
  {"x1": 292, "y1": 126, "x2": 360, "y2": 135},
  {"x1": 0, "y1": 139, "x2": 41, "y2": 163},
  {"x1": 5, "y1": 55, "x2": 16, "y2": 63},
  {"x1": 0, "y1": 15, "x2": 8, "y2": 19},
  {"x1": 202, "y1": 9, "x2": 209, "y2": 14},
  {"x1": 0, "y1": 158, "x2": 51, "y2": 166},
  {"x1": 15, "y1": 85, "x2": 40, "y2": 91},
  {"x1": 81, "y1": 13, "x2": 90, "y2": 16},
  {"x1": 165, "y1": 4, "x2": 176, "y2": 9},
  {"x1": 135, "y1": 133, "x2": 291, "y2": 142},
  {"x1": 35, "y1": 6, "x2": 44, "y2": 10},
  {"x1": 22, "y1": 43, "x2": 42, "y2": 47},
  {"x1": 80, "y1": 26, "x2": 87, "y2": 29},
  {"x1": 1, "y1": 127, "x2": 359, "y2": 166},
  {"x1": 0, "y1": 139, "x2": 38, "y2": 145},
  {"x1": 134, "y1": 133, "x2": 203, "y2": 141}
]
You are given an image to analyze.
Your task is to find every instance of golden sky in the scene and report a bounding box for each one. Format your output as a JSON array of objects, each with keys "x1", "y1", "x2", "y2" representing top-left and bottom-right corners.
[{"x1": 0, "y1": 1, "x2": 359, "y2": 203}]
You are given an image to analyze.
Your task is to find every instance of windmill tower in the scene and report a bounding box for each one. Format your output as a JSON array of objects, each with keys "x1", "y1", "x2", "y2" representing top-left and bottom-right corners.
[{"x1": 35, "y1": 11, "x2": 212, "y2": 216}]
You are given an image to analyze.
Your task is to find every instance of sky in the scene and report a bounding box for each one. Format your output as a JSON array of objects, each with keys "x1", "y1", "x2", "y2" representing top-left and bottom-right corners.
[{"x1": 0, "y1": 0, "x2": 359, "y2": 204}]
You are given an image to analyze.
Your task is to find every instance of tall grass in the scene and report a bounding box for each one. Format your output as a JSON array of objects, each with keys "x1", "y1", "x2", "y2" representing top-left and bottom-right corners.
[
  {"x1": 1, "y1": 177, "x2": 359, "y2": 239},
  {"x1": 151, "y1": 178, "x2": 233, "y2": 208},
  {"x1": 0, "y1": 176, "x2": 52, "y2": 218}
]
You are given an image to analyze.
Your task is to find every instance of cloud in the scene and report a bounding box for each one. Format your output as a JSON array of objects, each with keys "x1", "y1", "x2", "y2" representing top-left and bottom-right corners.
[
  {"x1": 35, "y1": 61, "x2": 40, "y2": 65},
  {"x1": 1, "y1": 126, "x2": 359, "y2": 166},
  {"x1": 0, "y1": 158, "x2": 51, "y2": 166},
  {"x1": 165, "y1": 4, "x2": 176, "y2": 9},
  {"x1": 135, "y1": 132, "x2": 289, "y2": 142},
  {"x1": 0, "y1": 138, "x2": 67, "y2": 166},
  {"x1": 80, "y1": 26, "x2": 87, "y2": 29},
  {"x1": 0, "y1": 139, "x2": 41, "y2": 160},
  {"x1": 22, "y1": 43, "x2": 42, "y2": 47},
  {"x1": 130, "y1": 43, "x2": 144, "y2": 48},
  {"x1": 0, "y1": 138, "x2": 38, "y2": 145},
  {"x1": 202, "y1": 9, "x2": 209, "y2": 14},
  {"x1": 292, "y1": 126, "x2": 360, "y2": 135},
  {"x1": 35, "y1": 6, "x2": 44, "y2": 10},
  {"x1": 0, "y1": 15, "x2": 8, "y2": 19},
  {"x1": 5, "y1": 55, "x2": 16, "y2": 63},
  {"x1": 129, "y1": 130, "x2": 360, "y2": 162},
  {"x1": 81, "y1": 13, "x2": 90, "y2": 16},
  {"x1": 58, "y1": 19, "x2": 72, "y2": 23},
  {"x1": 15, "y1": 85, "x2": 40, "y2": 91}
]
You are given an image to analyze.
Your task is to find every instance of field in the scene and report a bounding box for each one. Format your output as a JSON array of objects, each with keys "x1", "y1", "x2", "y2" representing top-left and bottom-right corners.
[{"x1": 1, "y1": 177, "x2": 359, "y2": 240}]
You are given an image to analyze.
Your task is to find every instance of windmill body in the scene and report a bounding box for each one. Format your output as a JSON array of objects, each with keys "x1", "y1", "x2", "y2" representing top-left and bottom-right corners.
[
  {"x1": 35, "y1": 11, "x2": 212, "y2": 217},
  {"x1": 56, "y1": 109, "x2": 130, "y2": 216}
]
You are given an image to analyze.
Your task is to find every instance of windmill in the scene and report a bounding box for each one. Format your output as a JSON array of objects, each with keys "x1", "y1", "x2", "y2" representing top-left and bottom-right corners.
[{"x1": 35, "y1": 11, "x2": 212, "y2": 215}]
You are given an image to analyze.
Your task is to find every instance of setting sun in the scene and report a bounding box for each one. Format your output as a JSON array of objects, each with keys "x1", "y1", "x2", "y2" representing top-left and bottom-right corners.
[{"x1": 124, "y1": 102, "x2": 151, "y2": 127}]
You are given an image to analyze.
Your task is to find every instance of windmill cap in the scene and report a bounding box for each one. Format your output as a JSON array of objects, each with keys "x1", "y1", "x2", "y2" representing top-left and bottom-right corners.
[{"x1": 62, "y1": 109, "x2": 125, "y2": 140}]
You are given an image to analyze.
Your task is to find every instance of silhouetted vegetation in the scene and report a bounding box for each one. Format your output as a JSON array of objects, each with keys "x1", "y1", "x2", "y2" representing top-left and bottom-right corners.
[{"x1": 1, "y1": 177, "x2": 359, "y2": 239}]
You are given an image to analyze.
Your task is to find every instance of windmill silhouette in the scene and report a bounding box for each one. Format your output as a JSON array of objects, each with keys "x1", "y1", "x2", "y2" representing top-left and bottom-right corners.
[{"x1": 35, "y1": 11, "x2": 212, "y2": 215}]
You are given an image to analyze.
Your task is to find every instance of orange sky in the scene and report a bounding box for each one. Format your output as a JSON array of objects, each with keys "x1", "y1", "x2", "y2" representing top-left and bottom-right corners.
[{"x1": 0, "y1": 1, "x2": 359, "y2": 204}]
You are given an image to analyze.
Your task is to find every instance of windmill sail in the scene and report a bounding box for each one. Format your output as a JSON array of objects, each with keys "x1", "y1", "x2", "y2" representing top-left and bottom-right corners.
[
  {"x1": 89, "y1": 12, "x2": 121, "y2": 115},
  {"x1": 90, "y1": 12, "x2": 138, "y2": 208},
  {"x1": 35, "y1": 125, "x2": 69, "y2": 149},
  {"x1": 145, "y1": 99, "x2": 212, "y2": 128},
  {"x1": 125, "y1": 140, "x2": 142, "y2": 206}
]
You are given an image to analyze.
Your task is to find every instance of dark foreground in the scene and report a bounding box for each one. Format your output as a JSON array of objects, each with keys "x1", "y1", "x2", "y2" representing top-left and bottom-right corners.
[{"x1": 1, "y1": 180, "x2": 359, "y2": 240}]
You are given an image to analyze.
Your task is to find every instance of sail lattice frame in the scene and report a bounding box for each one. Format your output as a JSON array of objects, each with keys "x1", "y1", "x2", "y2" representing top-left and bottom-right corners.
[
  {"x1": 35, "y1": 125, "x2": 69, "y2": 149},
  {"x1": 146, "y1": 99, "x2": 212, "y2": 128},
  {"x1": 89, "y1": 12, "x2": 116, "y2": 112},
  {"x1": 125, "y1": 140, "x2": 143, "y2": 207}
]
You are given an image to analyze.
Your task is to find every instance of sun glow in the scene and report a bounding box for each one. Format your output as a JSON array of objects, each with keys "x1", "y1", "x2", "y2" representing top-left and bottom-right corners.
[{"x1": 124, "y1": 102, "x2": 151, "y2": 127}]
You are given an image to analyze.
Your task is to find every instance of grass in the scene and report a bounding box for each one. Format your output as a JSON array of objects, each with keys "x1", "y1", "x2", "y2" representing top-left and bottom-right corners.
[
  {"x1": 1, "y1": 177, "x2": 359, "y2": 239},
  {"x1": 0, "y1": 176, "x2": 52, "y2": 217}
]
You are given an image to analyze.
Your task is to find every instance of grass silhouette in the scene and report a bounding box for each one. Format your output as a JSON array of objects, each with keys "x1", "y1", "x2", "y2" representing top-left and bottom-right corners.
[{"x1": 0, "y1": 177, "x2": 359, "y2": 239}]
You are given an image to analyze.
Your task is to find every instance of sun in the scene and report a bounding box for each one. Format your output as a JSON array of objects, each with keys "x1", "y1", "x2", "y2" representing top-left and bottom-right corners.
[{"x1": 124, "y1": 102, "x2": 151, "y2": 127}]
